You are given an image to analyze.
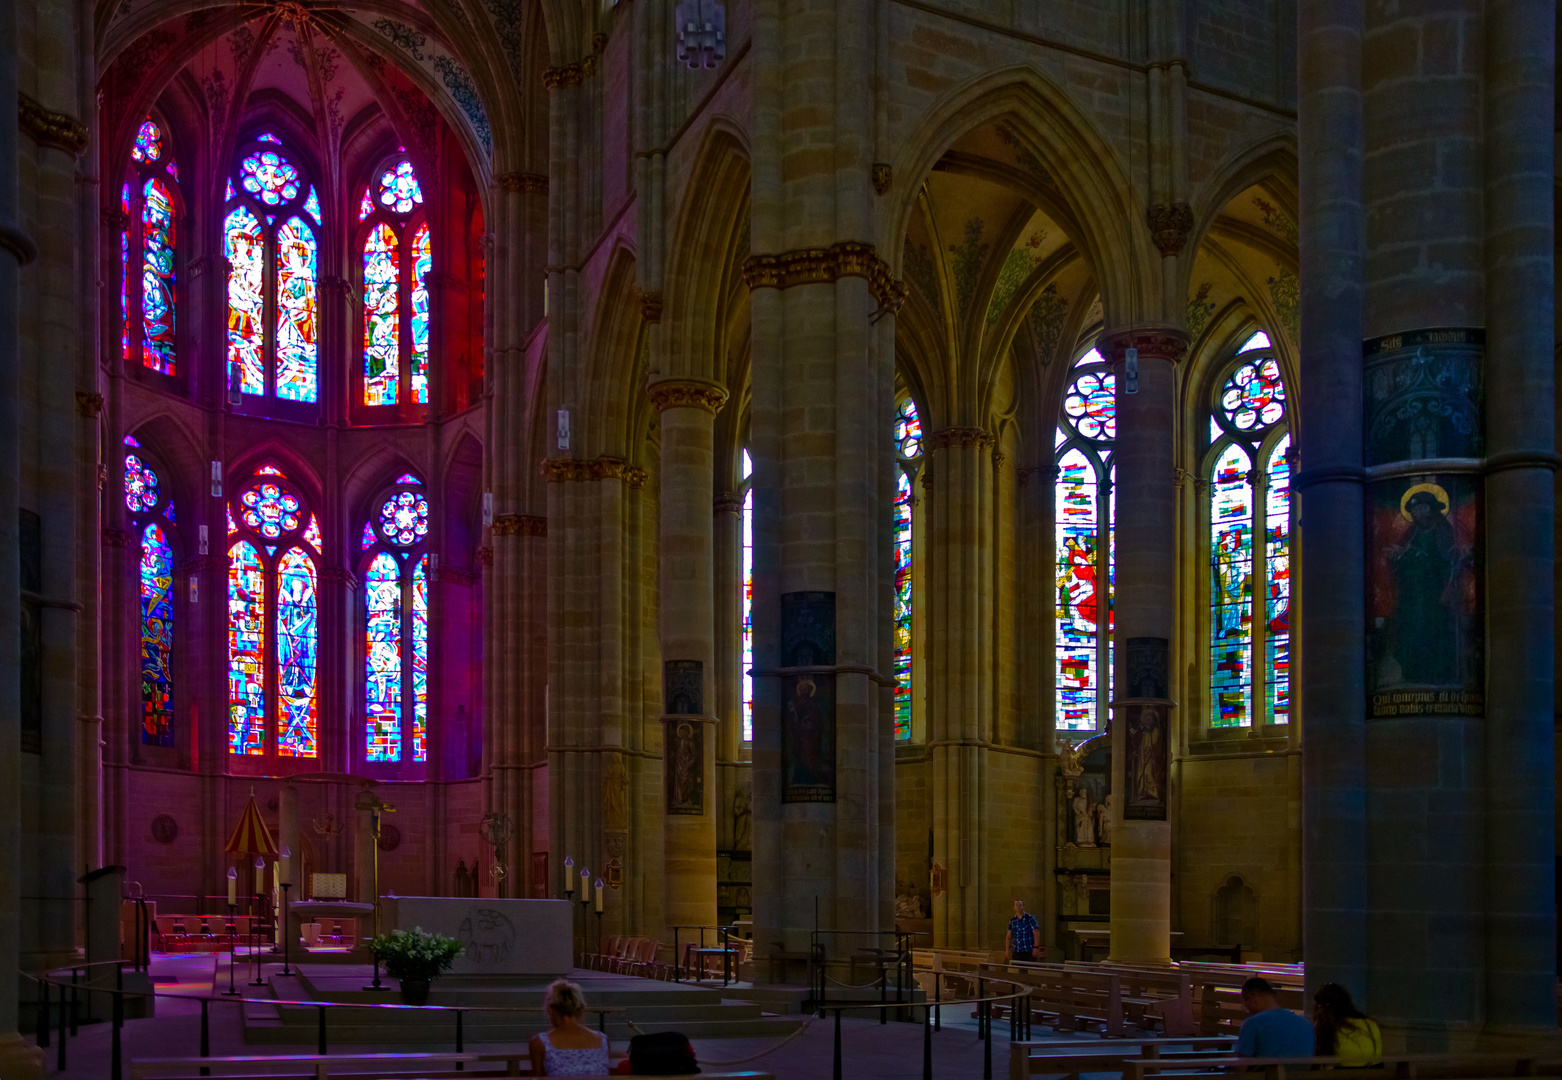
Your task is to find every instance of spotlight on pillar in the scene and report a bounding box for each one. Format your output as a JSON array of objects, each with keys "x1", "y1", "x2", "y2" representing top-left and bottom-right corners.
[
  {"x1": 674, "y1": 0, "x2": 726, "y2": 69},
  {"x1": 1124, "y1": 347, "x2": 1139, "y2": 395}
]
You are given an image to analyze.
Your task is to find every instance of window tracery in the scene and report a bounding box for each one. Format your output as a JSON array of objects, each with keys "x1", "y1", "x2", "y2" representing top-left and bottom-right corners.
[
  {"x1": 361, "y1": 481, "x2": 431, "y2": 763},
  {"x1": 226, "y1": 469, "x2": 320, "y2": 758},
  {"x1": 224, "y1": 134, "x2": 319, "y2": 405},
  {"x1": 358, "y1": 157, "x2": 433, "y2": 409},
  {"x1": 125, "y1": 437, "x2": 176, "y2": 746},
  {"x1": 893, "y1": 397, "x2": 922, "y2": 741},
  {"x1": 1207, "y1": 331, "x2": 1290, "y2": 728},
  {"x1": 122, "y1": 115, "x2": 180, "y2": 377},
  {"x1": 1055, "y1": 346, "x2": 1115, "y2": 734}
]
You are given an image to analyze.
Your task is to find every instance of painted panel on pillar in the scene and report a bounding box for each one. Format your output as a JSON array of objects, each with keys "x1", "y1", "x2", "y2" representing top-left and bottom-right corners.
[
  {"x1": 1123, "y1": 637, "x2": 1168, "y2": 699},
  {"x1": 1122, "y1": 702, "x2": 1167, "y2": 820},
  {"x1": 666, "y1": 719, "x2": 704, "y2": 815},
  {"x1": 781, "y1": 591, "x2": 836, "y2": 803},
  {"x1": 1363, "y1": 330, "x2": 1484, "y2": 719},
  {"x1": 1366, "y1": 475, "x2": 1482, "y2": 717}
]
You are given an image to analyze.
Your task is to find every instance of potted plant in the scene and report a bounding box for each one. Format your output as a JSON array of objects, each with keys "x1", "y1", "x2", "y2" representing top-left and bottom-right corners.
[{"x1": 368, "y1": 927, "x2": 465, "y2": 1005}]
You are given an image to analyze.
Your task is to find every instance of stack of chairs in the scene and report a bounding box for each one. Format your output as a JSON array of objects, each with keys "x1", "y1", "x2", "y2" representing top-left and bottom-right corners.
[{"x1": 583, "y1": 936, "x2": 661, "y2": 977}]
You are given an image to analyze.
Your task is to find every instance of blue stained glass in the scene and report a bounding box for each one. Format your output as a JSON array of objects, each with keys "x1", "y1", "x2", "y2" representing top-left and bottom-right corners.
[
  {"x1": 395, "y1": 473, "x2": 421, "y2": 485},
  {"x1": 892, "y1": 398, "x2": 921, "y2": 740},
  {"x1": 304, "y1": 185, "x2": 321, "y2": 225},
  {"x1": 276, "y1": 547, "x2": 319, "y2": 757},
  {"x1": 140, "y1": 177, "x2": 177, "y2": 375},
  {"x1": 361, "y1": 520, "x2": 377, "y2": 551},
  {"x1": 1265, "y1": 435, "x2": 1292, "y2": 723},
  {"x1": 1055, "y1": 446, "x2": 1100, "y2": 730},
  {"x1": 224, "y1": 206, "x2": 265, "y2": 395},
  {"x1": 412, "y1": 554, "x2": 429, "y2": 762},
  {"x1": 140, "y1": 523, "x2": 175, "y2": 746},
  {"x1": 275, "y1": 216, "x2": 318, "y2": 402},
  {"x1": 1210, "y1": 443, "x2": 1254, "y2": 727},
  {"x1": 364, "y1": 552, "x2": 402, "y2": 761},
  {"x1": 227, "y1": 541, "x2": 266, "y2": 755},
  {"x1": 256, "y1": 132, "x2": 283, "y2": 145}
]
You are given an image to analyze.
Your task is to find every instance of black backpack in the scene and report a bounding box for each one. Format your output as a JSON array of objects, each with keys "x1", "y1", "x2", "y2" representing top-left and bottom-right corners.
[{"x1": 627, "y1": 1030, "x2": 700, "y2": 1075}]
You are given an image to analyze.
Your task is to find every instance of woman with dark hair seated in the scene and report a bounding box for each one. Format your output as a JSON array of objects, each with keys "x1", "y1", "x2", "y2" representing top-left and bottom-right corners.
[{"x1": 1312, "y1": 983, "x2": 1382, "y2": 1067}]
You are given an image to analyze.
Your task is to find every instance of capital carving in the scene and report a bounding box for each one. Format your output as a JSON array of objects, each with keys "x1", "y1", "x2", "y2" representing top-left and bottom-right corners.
[
  {"x1": 1097, "y1": 325, "x2": 1190, "y2": 366},
  {"x1": 19, "y1": 93, "x2": 88, "y2": 156},
  {"x1": 640, "y1": 291, "x2": 663, "y2": 323},
  {"x1": 1146, "y1": 202, "x2": 1194, "y2": 257},
  {"x1": 441, "y1": 566, "x2": 478, "y2": 587},
  {"x1": 102, "y1": 528, "x2": 131, "y2": 548},
  {"x1": 743, "y1": 241, "x2": 906, "y2": 312},
  {"x1": 543, "y1": 54, "x2": 597, "y2": 88},
  {"x1": 320, "y1": 275, "x2": 352, "y2": 296},
  {"x1": 646, "y1": 378, "x2": 728, "y2": 414},
  {"x1": 871, "y1": 163, "x2": 892, "y2": 195},
  {"x1": 927, "y1": 427, "x2": 995, "y2": 452},
  {"x1": 498, "y1": 172, "x2": 548, "y2": 194},
  {"x1": 714, "y1": 492, "x2": 745, "y2": 515},
  {"x1": 492, "y1": 513, "x2": 546, "y2": 536},
  {"x1": 76, "y1": 390, "x2": 103, "y2": 417},
  {"x1": 543, "y1": 457, "x2": 647, "y2": 488}
]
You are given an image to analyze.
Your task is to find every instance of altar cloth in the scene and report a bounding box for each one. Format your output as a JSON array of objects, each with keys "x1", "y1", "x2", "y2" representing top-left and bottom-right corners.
[{"x1": 380, "y1": 897, "x2": 573, "y2": 976}]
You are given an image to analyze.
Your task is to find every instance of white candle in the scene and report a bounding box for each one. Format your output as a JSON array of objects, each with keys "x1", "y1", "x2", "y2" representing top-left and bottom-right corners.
[
  {"x1": 594, "y1": 878, "x2": 604, "y2": 913},
  {"x1": 227, "y1": 868, "x2": 237, "y2": 906}
]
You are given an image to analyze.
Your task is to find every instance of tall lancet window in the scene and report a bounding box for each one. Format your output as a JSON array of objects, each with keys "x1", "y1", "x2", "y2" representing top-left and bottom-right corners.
[
  {"x1": 893, "y1": 397, "x2": 923, "y2": 740},
  {"x1": 1054, "y1": 346, "x2": 1115, "y2": 734},
  {"x1": 358, "y1": 158, "x2": 433, "y2": 409},
  {"x1": 224, "y1": 133, "x2": 320, "y2": 405},
  {"x1": 1207, "y1": 331, "x2": 1290, "y2": 728},
  {"x1": 122, "y1": 116, "x2": 180, "y2": 376},
  {"x1": 125, "y1": 435, "x2": 177, "y2": 745},
  {"x1": 226, "y1": 467, "x2": 320, "y2": 758},
  {"x1": 361, "y1": 475, "x2": 431, "y2": 763},
  {"x1": 740, "y1": 450, "x2": 755, "y2": 743}
]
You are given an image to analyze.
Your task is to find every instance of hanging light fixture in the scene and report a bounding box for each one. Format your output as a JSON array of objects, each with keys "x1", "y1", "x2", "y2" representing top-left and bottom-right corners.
[{"x1": 674, "y1": 0, "x2": 726, "y2": 69}]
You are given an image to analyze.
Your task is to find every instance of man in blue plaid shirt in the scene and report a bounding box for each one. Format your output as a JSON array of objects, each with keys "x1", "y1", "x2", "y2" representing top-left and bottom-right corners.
[{"x1": 1006, "y1": 899, "x2": 1040, "y2": 962}]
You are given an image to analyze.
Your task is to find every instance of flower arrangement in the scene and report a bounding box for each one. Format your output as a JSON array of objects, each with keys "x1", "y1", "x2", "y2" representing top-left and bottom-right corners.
[{"x1": 368, "y1": 926, "x2": 466, "y2": 982}]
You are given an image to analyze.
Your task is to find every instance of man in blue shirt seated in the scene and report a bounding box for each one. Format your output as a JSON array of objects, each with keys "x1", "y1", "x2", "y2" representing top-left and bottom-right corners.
[{"x1": 1235, "y1": 977, "x2": 1315, "y2": 1057}]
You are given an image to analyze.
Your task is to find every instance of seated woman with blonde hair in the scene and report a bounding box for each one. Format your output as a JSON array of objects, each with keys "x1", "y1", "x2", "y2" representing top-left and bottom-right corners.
[{"x1": 528, "y1": 978, "x2": 610, "y2": 1077}]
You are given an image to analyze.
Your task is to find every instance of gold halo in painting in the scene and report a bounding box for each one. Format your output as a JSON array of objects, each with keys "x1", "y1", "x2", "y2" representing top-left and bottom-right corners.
[{"x1": 1399, "y1": 482, "x2": 1450, "y2": 521}]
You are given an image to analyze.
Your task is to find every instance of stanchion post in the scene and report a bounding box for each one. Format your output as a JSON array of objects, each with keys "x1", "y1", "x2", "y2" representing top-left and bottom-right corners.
[
  {"x1": 37, "y1": 979, "x2": 48, "y2": 1049},
  {"x1": 983, "y1": 997, "x2": 992, "y2": 1080},
  {"x1": 923, "y1": 999, "x2": 932, "y2": 1080},
  {"x1": 833, "y1": 1008, "x2": 842, "y2": 1080},
  {"x1": 317, "y1": 1005, "x2": 327, "y2": 1054},
  {"x1": 111, "y1": 985, "x2": 123, "y2": 1080},
  {"x1": 200, "y1": 999, "x2": 211, "y2": 1076},
  {"x1": 934, "y1": 972, "x2": 940, "y2": 1031},
  {"x1": 70, "y1": 970, "x2": 78, "y2": 1035},
  {"x1": 456, "y1": 1009, "x2": 465, "y2": 1071},
  {"x1": 879, "y1": 966, "x2": 887, "y2": 1025},
  {"x1": 56, "y1": 981, "x2": 66, "y2": 1071}
]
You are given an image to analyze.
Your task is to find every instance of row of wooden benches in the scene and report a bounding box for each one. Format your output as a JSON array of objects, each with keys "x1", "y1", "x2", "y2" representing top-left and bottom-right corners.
[{"x1": 131, "y1": 1051, "x2": 770, "y2": 1080}]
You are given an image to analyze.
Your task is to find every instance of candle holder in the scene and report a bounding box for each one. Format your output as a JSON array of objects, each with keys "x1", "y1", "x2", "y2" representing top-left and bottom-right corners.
[
  {"x1": 250, "y1": 892, "x2": 266, "y2": 986},
  {"x1": 577, "y1": 868, "x2": 591, "y2": 968},
  {"x1": 280, "y1": 883, "x2": 292, "y2": 976}
]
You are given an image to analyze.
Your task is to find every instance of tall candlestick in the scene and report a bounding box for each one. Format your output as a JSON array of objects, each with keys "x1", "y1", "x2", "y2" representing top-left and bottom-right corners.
[{"x1": 227, "y1": 867, "x2": 237, "y2": 906}]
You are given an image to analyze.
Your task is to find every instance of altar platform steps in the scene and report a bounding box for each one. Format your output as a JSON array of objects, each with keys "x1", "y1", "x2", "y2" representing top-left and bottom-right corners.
[{"x1": 240, "y1": 969, "x2": 809, "y2": 1044}]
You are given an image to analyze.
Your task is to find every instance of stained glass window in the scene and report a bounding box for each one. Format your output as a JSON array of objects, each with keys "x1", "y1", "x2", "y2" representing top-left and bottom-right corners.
[
  {"x1": 365, "y1": 552, "x2": 402, "y2": 760},
  {"x1": 893, "y1": 398, "x2": 922, "y2": 740},
  {"x1": 1209, "y1": 445, "x2": 1253, "y2": 727},
  {"x1": 1207, "y1": 334, "x2": 1289, "y2": 729},
  {"x1": 410, "y1": 223, "x2": 432, "y2": 404},
  {"x1": 139, "y1": 523, "x2": 175, "y2": 746},
  {"x1": 1265, "y1": 435, "x2": 1291, "y2": 723},
  {"x1": 362, "y1": 223, "x2": 400, "y2": 405},
  {"x1": 740, "y1": 450, "x2": 754, "y2": 743},
  {"x1": 396, "y1": 473, "x2": 422, "y2": 485},
  {"x1": 378, "y1": 490, "x2": 429, "y2": 546},
  {"x1": 360, "y1": 159, "x2": 433, "y2": 408},
  {"x1": 124, "y1": 453, "x2": 160, "y2": 513},
  {"x1": 411, "y1": 554, "x2": 429, "y2": 763},
  {"x1": 122, "y1": 117, "x2": 179, "y2": 376},
  {"x1": 361, "y1": 486, "x2": 433, "y2": 762},
  {"x1": 1055, "y1": 348, "x2": 1115, "y2": 734},
  {"x1": 228, "y1": 541, "x2": 266, "y2": 755},
  {"x1": 275, "y1": 548, "x2": 318, "y2": 757},
  {"x1": 227, "y1": 473, "x2": 319, "y2": 758},
  {"x1": 224, "y1": 207, "x2": 265, "y2": 395},
  {"x1": 275, "y1": 217, "x2": 318, "y2": 401},
  {"x1": 224, "y1": 136, "x2": 318, "y2": 404}
]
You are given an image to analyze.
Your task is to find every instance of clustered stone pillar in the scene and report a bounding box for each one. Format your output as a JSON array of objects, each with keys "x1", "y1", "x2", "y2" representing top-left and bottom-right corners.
[
  {"x1": 650, "y1": 379, "x2": 727, "y2": 937},
  {"x1": 1298, "y1": 0, "x2": 1556, "y2": 1042},
  {"x1": 1102, "y1": 327, "x2": 1187, "y2": 966}
]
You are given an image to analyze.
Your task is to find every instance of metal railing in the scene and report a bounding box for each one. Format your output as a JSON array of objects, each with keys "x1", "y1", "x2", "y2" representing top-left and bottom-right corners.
[{"x1": 23, "y1": 959, "x2": 625, "y2": 1080}]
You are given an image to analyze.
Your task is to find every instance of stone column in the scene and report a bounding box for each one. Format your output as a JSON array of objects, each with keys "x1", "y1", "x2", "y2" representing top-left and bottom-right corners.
[
  {"x1": 1296, "y1": 0, "x2": 1367, "y2": 1001},
  {"x1": 1100, "y1": 327, "x2": 1187, "y2": 966},
  {"x1": 649, "y1": 379, "x2": 726, "y2": 936},
  {"x1": 924, "y1": 427, "x2": 994, "y2": 949},
  {"x1": 0, "y1": 0, "x2": 44, "y2": 1068},
  {"x1": 1480, "y1": 0, "x2": 1554, "y2": 1036}
]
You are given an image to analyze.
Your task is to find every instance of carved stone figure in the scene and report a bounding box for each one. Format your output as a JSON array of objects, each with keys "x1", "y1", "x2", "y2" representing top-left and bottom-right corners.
[
  {"x1": 732, "y1": 780, "x2": 751, "y2": 850},
  {"x1": 1072, "y1": 786, "x2": 1095, "y2": 847}
]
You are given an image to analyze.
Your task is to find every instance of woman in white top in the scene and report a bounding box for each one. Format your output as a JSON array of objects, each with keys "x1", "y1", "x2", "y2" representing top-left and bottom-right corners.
[{"x1": 528, "y1": 978, "x2": 610, "y2": 1077}]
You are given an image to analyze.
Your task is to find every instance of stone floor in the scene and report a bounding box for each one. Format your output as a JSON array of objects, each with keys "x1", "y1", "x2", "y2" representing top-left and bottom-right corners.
[{"x1": 34, "y1": 952, "x2": 1035, "y2": 1079}]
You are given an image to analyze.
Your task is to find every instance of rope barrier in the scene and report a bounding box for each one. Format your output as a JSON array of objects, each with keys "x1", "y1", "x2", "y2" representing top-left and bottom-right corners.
[
  {"x1": 622, "y1": 1013, "x2": 817, "y2": 1066},
  {"x1": 820, "y1": 971, "x2": 893, "y2": 989}
]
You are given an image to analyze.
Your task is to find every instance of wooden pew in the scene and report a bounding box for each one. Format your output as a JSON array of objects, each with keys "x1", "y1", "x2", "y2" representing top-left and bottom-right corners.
[
  {"x1": 132, "y1": 1051, "x2": 778, "y2": 1080},
  {"x1": 1009, "y1": 1036, "x2": 1237, "y2": 1080},
  {"x1": 1122, "y1": 1050, "x2": 1562, "y2": 1080}
]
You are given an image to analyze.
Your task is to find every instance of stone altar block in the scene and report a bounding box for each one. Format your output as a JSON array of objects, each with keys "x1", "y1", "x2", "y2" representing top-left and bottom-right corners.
[{"x1": 380, "y1": 897, "x2": 572, "y2": 976}]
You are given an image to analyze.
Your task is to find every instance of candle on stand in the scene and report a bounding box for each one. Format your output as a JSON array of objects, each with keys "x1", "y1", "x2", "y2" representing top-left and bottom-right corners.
[
  {"x1": 227, "y1": 866, "x2": 237, "y2": 906},
  {"x1": 564, "y1": 856, "x2": 575, "y2": 896},
  {"x1": 594, "y1": 878, "x2": 604, "y2": 913}
]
